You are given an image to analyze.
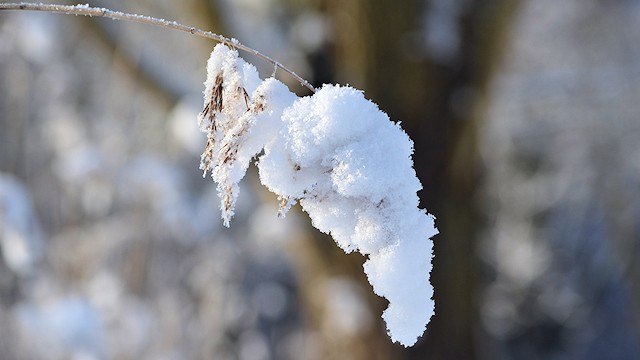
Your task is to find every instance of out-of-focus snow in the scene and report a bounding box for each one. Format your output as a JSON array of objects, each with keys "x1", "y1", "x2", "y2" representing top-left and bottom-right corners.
[
  {"x1": 169, "y1": 99, "x2": 203, "y2": 156},
  {"x1": 15, "y1": 295, "x2": 104, "y2": 359},
  {"x1": 421, "y1": 0, "x2": 466, "y2": 63},
  {"x1": 199, "y1": 44, "x2": 438, "y2": 346},
  {"x1": 322, "y1": 278, "x2": 372, "y2": 336},
  {"x1": 0, "y1": 174, "x2": 43, "y2": 276}
]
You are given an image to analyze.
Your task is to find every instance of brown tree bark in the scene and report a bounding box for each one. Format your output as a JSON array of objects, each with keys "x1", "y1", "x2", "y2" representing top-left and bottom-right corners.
[{"x1": 309, "y1": 0, "x2": 521, "y2": 358}]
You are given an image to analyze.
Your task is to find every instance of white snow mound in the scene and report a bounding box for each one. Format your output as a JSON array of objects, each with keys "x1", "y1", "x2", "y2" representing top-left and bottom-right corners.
[{"x1": 198, "y1": 44, "x2": 438, "y2": 346}]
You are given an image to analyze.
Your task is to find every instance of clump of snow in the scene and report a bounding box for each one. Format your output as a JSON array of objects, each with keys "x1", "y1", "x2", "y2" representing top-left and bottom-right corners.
[{"x1": 198, "y1": 44, "x2": 438, "y2": 346}]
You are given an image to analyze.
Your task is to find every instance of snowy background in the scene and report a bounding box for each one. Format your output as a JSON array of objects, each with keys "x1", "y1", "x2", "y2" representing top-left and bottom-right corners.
[{"x1": 0, "y1": 0, "x2": 639, "y2": 359}]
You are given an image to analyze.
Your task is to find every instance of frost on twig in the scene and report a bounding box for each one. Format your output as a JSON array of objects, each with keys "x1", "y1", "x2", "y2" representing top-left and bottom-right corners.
[
  {"x1": 198, "y1": 44, "x2": 438, "y2": 347},
  {"x1": 0, "y1": 3, "x2": 315, "y2": 92}
]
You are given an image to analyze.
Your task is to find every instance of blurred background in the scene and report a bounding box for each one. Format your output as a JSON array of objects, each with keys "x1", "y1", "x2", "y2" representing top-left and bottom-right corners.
[{"x1": 1, "y1": 0, "x2": 639, "y2": 359}]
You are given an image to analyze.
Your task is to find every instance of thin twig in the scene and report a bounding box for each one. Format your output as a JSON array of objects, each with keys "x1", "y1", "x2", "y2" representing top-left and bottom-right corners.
[{"x1": 0, "y1": 2, "x2": 316, "y2": 93}]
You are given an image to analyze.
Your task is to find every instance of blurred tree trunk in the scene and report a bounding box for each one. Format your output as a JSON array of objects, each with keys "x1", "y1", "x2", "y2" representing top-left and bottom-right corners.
[{"x1": 291, "y1": 0, "x2": 522, "y2": 359}]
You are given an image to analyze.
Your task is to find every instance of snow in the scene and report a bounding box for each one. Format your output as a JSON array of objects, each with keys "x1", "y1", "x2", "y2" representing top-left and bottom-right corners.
[
  {"x1": 16, "y1": 296, "x2": 104, "y2": 358},
  {"x1": 323, "y1": 277, "x2": 372, "y2": 335},
  {"x1": 198, "y1": 44, "x2": 438, "y2": 346},
  {"x1": 0, "y1": 174, "x2": 44, "y2": 276}
]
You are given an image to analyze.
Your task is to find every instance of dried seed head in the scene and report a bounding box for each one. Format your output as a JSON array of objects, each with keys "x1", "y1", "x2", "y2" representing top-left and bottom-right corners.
[
  {"x1": 200, "y1": 133, "x2": 215, "y2": 177},
  {"x1": 251, "y1": 94, "x2": 267, "y2": 113},
  {"x1": 199, "y1": 44, "x2": 271, "y2": 226},
  {"x1": 219, "y1": 184, "x2": 236, "y2": 227},
  {"x1": 198, "y1": 73, "x2": 223, "y2": 131}
]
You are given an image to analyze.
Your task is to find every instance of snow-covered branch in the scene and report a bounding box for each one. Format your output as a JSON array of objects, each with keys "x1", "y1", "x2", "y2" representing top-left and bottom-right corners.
[
  {"x1": 199, "y1": 45, "x2": 438, "y2": 346},
  {"x1": 0, "y1": 2, "x2": 438, "y2": 347}
]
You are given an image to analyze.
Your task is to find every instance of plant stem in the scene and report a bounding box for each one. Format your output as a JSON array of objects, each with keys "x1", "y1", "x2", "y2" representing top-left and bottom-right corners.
[{"x1": 0, "y1": 2, "x2": 316, "y2": 93}]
